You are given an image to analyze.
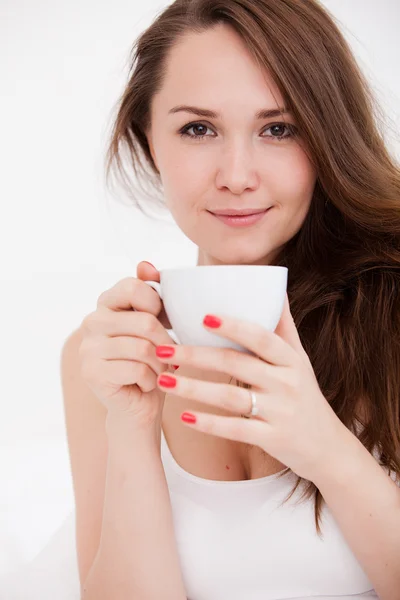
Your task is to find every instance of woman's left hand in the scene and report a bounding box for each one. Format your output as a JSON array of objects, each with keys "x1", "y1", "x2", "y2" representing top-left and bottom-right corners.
[{"x1": 155, "y1": 294, "x2": 347, "y2": 484}]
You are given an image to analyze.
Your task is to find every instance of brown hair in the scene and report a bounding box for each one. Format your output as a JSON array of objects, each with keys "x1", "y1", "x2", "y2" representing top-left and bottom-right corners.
[{"x1": 105, "y1": 0, "x2": 400, "y2": 537}]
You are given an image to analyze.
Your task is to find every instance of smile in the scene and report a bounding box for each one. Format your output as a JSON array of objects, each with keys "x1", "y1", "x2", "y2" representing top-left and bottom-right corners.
[{"x1": 208, "y1": 208, "x2": 272, "y2": 227}]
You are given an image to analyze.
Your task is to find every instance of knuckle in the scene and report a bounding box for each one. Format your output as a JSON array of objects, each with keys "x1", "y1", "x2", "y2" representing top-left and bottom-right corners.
[
  {"x1": 120, "y1": 275, "x2": 135, "y2": 284},
  {"x1": 220, "y1": 349, "x2": 237, "y2": 372},
  {"x1": 220, "y1": 384, "x2": 235, "y2": 410},
  {"x1": 137, "y1": 361, "x2": 149, "y2": 380},
  {"x1": 96, "y1": 291, "x2": 107, "y2": 307},
  {"x1": 118, "y1": 275, "x2": 136, "y2": 290},
  {"x1": 281, "y1": 375, "x2": 292, "y2": 392},
  {"x1": 281, "y1": 379, "x2": 294, "y2": 394},
  {"x1": 278, "y1": 399, "x2": 296, "y2": 420},
  {"x1": 253, "y1": 332, "x2": 270, "y2": 357},
  {"x1": 183, "y1": 345, "x2": 195, "y2": 362},
  {"x1": 127, "y1": 276, "x2": 139, "y2": 296},
  {"x1": 96, "y1": 284, "x2": 115, "y2": 306},
  {"x1": 142, "y1": 313, "x2": 158, "y2": 335},
  {"x1": 141, "y1": 339, "x2": 154, "y2": 359},
  {"x1": 283, "y1": 370, "x2": 300, "y2": 391},
  {"x1": 184, "y1": 378, "x2": 196, "y2": 397},
  {"x1": 291, "y1": 371, "x2": 302, "y2": 389},
  {"x1": 82, "y1": 309, "x2": 109, "y2": 334},
  {"x1": 80, "y1": 312, "x2": 97, "y2": 332}
]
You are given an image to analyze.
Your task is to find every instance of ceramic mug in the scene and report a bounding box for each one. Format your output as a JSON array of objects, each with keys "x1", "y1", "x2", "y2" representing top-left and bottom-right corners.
[{"x1": 141, "y1": 265, "x2": 288, "y2": 355}]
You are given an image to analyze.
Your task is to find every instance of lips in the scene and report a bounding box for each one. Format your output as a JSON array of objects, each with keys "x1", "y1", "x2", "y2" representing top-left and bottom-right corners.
[
  {"x1": 209, "y1": 207, "x2": 271, "y2": 227},
  {"x1": 210, "y1": 208, "x2": 269, "y2": 216}
]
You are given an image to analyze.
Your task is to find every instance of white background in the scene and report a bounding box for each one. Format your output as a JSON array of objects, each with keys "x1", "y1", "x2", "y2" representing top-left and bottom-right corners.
[{"x1": 1, "y1": 0, "x2": 399, "y2": 593}]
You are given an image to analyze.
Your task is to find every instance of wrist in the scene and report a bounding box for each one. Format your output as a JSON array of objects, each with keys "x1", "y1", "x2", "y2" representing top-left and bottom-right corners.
[
  {"x1": 105, "y1": 410, "x2": 161, "y2": 448},
  {"x1": 312, "y1": 423, "x2": 362, "y2": 489}
]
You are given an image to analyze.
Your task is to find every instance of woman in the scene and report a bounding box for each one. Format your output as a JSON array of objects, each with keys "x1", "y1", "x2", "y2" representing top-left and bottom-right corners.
[{"x1": 62, "y1": 0, "x2": 400, "y2": 599}]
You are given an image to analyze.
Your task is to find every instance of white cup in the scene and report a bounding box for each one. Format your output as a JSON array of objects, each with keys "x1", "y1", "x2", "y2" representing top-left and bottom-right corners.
[{"x1": 143, "y1": 265, "x2": 288, "y2": 355}]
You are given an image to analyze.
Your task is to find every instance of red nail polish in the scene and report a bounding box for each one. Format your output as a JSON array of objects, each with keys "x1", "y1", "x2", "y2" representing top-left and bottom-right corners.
[
  {"x1": 181, "y1": 412, "x2": 197, "y2": 424},
  {"x1": 156, "y1": 345, "x2": 175, "y2": 358},
  {"x1": 158, "y1": 374, "x2": 177, "y2": 388},
  {"x1": 173, "y1": 365, "x2": 179, "y2": 370},
  {"x1": 203, "y1": 315, "x2": 222, "y2": 328}
]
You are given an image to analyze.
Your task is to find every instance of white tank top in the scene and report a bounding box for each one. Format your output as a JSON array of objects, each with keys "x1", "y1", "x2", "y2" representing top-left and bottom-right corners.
[
  {"x1": 161, "y1": 330, "x2": 398, "y2": 599},
  {"x1": 160, "y1": 428, "x2": 381, "y2": 600}
]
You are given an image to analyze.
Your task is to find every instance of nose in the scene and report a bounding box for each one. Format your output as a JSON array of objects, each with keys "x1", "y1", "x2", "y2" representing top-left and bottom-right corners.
[{"x1": 215, "y1": 138, "x2": 260, "y2": 195}]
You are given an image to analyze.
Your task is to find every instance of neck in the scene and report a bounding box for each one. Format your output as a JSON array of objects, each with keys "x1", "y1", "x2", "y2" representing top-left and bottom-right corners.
[{"x1": 196, "y1": 248, "x2": 275, "y2": 267}]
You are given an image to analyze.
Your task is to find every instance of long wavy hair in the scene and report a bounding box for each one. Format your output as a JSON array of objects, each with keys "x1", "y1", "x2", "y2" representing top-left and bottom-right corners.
[{"x1": 104, "y1": 0, "x2": 400, "y2": 537}]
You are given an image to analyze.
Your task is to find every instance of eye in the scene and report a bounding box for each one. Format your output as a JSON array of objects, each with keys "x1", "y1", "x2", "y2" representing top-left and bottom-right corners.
[
  {"x1": 178, "y1": 121, "x2": 298, "y2": 141},
  {"x1": 179, "y1": 122, "x2": 214, "y2": 141},
  {"x1": 262, "y1": 123, "x2": 297, "y2": 140}
]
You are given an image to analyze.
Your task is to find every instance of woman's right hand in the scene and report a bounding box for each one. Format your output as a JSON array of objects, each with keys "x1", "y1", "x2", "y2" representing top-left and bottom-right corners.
[{"x1": 78, "y1": 261, "x2": 177, "y2": 429}]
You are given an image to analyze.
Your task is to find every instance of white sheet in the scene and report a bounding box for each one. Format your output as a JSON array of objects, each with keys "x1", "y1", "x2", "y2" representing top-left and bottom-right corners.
[
  {"x1": 0, "y1": 436, "x2": 80, "y2": 599},
  {"x1": 0, "y1": 511, "x2": 80, "y2": 600}
]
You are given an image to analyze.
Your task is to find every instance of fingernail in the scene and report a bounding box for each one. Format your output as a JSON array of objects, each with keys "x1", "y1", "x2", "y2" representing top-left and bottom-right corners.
[
  {"x1": 158, "y1": 374, "x2": 177, "y2": 388},
  {"x1": 142, "y1": 261, "x2": 156, "y2": 268},
  {"x1": 156, "y1": 345, "x2": 175, "y2": 358},
  {"x1": 181, "y1": 412, "x2": 197, "y2": 424},
  {"x1": 203, "y1": 315, "x2": 222, "y2": 328}
]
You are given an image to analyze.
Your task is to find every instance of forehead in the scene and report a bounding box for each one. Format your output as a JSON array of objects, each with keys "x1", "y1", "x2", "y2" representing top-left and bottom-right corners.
[{"x1": 153, "y1": 24, "x2": 285, "y2": 116}]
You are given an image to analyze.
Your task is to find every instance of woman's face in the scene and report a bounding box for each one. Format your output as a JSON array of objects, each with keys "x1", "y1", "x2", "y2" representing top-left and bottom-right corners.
[{"x1": 147, "y1": 24, "x2": 317, "y2": 266}]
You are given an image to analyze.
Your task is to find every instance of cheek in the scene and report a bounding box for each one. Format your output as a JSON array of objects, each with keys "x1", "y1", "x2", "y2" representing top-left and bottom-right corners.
[
  {"x1": 266, "y1": 151, "x2": 316, "y2": 240},
  {"x1": 269, "y1": 149, "x2": 316, "y2": 206},
  {"x1": 161, "y1": 150, "x2": 212, "y2": 209}
]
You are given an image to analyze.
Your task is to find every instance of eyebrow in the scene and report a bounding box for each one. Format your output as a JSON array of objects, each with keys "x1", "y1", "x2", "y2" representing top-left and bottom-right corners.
[{"x1": 168, "y1": 105, "x2": 291, "y2": 119}]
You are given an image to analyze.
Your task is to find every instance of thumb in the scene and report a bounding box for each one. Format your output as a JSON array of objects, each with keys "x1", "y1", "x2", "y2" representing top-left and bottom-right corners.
[
  {"x1": 137, "y1": 260, "x2": 160, "y2": 283},
  {"x1": 136, "y1": 261, "x2": 173, "y2": 331}
]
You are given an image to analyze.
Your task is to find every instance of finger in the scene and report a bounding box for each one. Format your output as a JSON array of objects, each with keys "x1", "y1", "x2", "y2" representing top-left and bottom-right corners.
[
  {"x1": 96, "y1": 277, "x2": 161, "y2": 315},
  {"x1": 157, "y1": 375, "x2": 262, "y2": 415},
  {"x1": 156, "y1": 358, "x2": 284, "y2": 400},
  {"x1": 158, "y1": 372, "x2": 288, "y2": 421},
  {"x1": 91, "y1": 358, "x2": 158, "y2": 391},
  {"x1": 178, "y1": 409, "x2": 271, "y2": 447},
  {"x1": 203, "y1": 313, "x2": 300, "y2": 367},
  {"x1": 102, "y1": 335, "x2": 169, "y2": 375},
  {"x1": 136, "y1": 260, "x2": 159, "y2": 281},
  {"x1": 82, "y1": 309, "x2": 176, "y2": 348}
]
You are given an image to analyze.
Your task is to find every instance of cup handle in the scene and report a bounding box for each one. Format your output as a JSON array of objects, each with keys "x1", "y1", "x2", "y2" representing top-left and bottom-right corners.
[{"x1": 143, "y1": 280, "x2": 181, "y2": 345}]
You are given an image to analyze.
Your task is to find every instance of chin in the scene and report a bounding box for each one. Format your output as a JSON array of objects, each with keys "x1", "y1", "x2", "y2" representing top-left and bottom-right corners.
[{"x1": 207, "y1": 246, "x2": 276, "y2": 266}]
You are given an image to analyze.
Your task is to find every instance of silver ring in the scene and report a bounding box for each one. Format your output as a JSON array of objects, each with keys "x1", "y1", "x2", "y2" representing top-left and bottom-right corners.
[{"x1": 242, "y1": 389, "x2": 259, "y2": 419}]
